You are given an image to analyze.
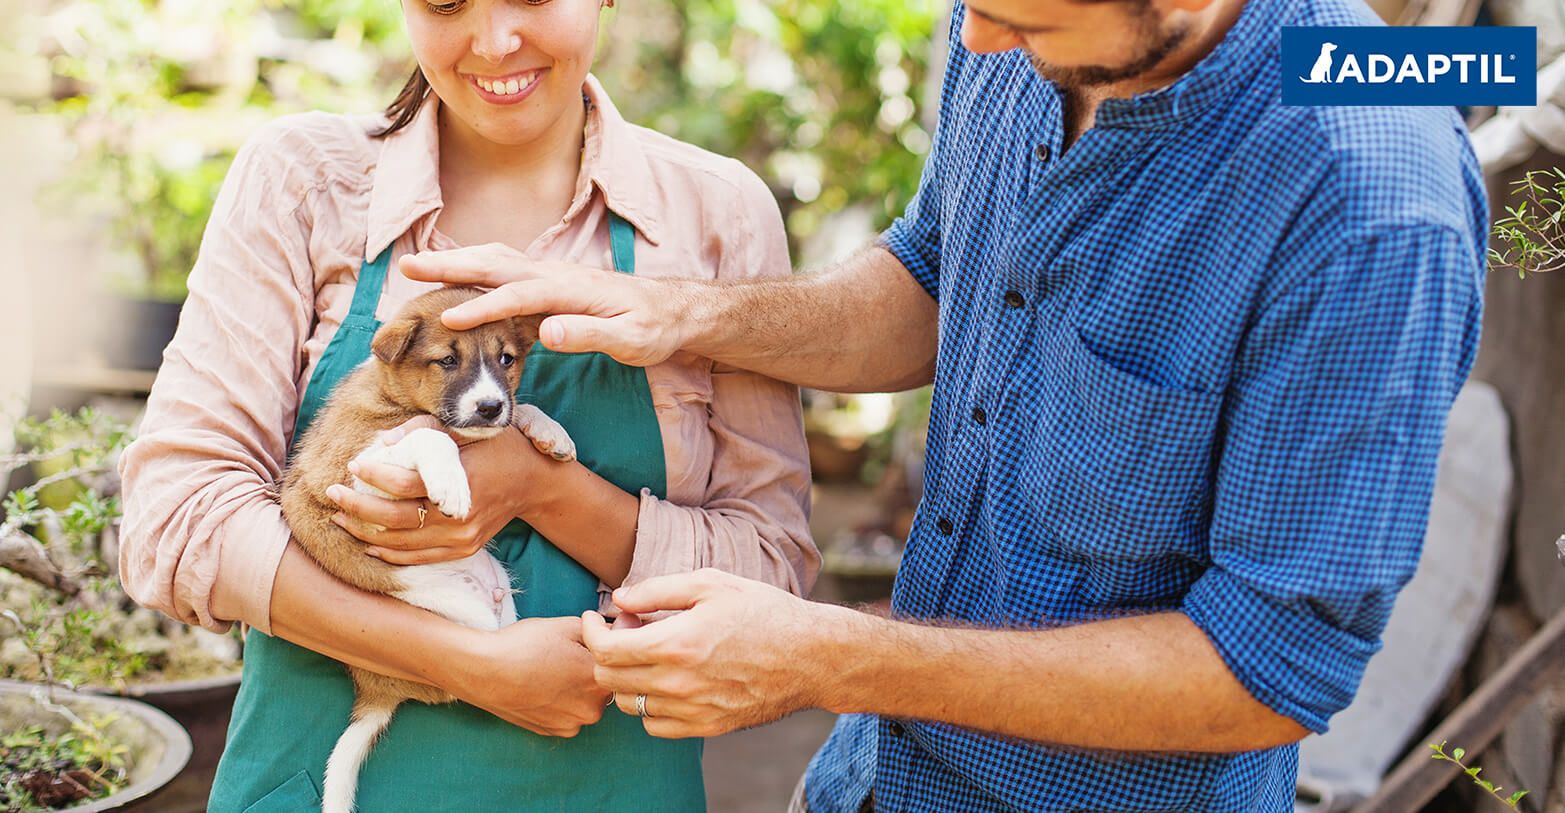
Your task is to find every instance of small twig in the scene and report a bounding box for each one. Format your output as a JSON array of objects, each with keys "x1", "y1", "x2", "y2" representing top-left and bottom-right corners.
[
  {"x1": 1429, "y1": 741, "x2": 1529, "y2": 808},
  {"x1": 0, "y1": 439, "x2": 101, "y2": 477},
  {"x1": 0, "y1": 528, "x2": 81, "y2": 596},
  {"x1": 27, "y1": 462, "x2": 114, "y2": 496}
]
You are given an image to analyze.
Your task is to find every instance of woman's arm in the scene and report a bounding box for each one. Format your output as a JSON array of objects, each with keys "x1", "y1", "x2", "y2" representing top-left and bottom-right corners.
[
  {"x1": 118, "y1": 122, "x2": 318, "y2": 634},
  {"x1": 271, "y1": 544, "x2": 608, "y2": 737}
]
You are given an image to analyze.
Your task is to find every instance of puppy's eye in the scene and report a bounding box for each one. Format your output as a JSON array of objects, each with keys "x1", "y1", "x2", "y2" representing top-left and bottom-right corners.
[
  {"x1": 436, "y1": 355, "x2": 458, "y2": 369},
  {"x1": 499, "y1": 352, "x2": 515, "y2": 367}
]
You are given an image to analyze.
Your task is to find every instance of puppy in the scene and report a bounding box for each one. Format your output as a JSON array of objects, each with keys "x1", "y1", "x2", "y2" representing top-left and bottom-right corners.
[{"x1": 279, "y1": 286, "x2": 576, "y2": 813}]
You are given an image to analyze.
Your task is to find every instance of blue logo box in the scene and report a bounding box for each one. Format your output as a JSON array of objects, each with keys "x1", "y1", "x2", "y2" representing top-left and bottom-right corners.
[{"x1": 1282, "y1": 26, "x2": 1536, "y2": 107}]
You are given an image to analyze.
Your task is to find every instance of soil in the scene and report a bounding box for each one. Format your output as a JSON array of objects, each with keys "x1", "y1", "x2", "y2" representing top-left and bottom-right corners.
[{"x1": 0, "y1": 744, "x2": 112, "y2": 812}]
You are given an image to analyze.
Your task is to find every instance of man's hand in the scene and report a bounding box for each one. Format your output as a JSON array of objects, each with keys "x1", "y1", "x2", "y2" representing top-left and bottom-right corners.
[
  {"x1": 399, "y1": 244, "x2": 694, "y2": 367},
  {"x1": 580, "y1": 569, "x2": 849, "y2": 738},
  {"x1": 446, "y1": 617, "x2": 611, "y2": 737}
]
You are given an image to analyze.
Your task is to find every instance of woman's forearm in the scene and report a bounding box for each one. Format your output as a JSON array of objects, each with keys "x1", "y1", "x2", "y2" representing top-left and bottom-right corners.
[
  {"x1": 267, "y1": 543, "x2": 480, "y2": 685},
  {"x1": 516, "y1": 460, "x2": 639, "y2": 587}
]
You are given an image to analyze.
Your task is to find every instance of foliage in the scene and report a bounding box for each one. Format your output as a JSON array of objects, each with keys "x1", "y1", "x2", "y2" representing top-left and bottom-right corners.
[
  {"x1": 1, "y1": 407, "x2": 239, "y2": 688},
  {"x1": 0, "y1": 717, "x2": 128, "y2": 812},
  {"x1": 1429, "y1": 741, "x2": 1530, "y2": 809},
  {"x1": 1489, "y1": 167, "x2": 1565, "y2": 277},
  {"x1": 596, "y1": 0, "x2": 939, "y2": 251},
  {"x1": 30, "y1": 0, "x2": 938, "y2": 300}
]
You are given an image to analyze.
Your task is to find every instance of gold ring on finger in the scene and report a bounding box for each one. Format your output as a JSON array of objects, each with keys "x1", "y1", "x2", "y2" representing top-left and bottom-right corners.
[{"x1": 416, "y1": 503, "x2": 428, "y2": 529}]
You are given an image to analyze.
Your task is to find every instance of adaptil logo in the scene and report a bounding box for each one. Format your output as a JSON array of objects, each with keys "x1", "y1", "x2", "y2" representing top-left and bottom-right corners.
[{"x1": 1283, "y1": 26, "x2": 1537, "y2": 106}]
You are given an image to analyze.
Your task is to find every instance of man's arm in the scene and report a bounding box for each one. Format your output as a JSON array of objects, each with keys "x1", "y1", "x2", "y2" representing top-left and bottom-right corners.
[
  {"x1": 400, "y1": 242, "x2": 938, "y2": 393},
  {"x1": 582, "y1": 570, "x2": 1307, "y2": 751}
]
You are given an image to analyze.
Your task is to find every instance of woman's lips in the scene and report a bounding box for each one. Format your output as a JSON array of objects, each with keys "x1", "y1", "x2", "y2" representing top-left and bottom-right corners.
[{"x1": 467, "y1": 69, "x2": 545, "y2": 105}]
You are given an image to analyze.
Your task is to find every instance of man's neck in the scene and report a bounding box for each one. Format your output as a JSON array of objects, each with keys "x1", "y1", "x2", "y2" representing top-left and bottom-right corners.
[{"x1": 1058, "y1": 0, "x2": 1247, "y2": 150}]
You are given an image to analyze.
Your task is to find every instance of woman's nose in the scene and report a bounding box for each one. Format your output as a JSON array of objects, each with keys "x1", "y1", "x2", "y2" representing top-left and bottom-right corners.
[{"x1": 470, "y1": 7, "x2": 523, "y2": 64}]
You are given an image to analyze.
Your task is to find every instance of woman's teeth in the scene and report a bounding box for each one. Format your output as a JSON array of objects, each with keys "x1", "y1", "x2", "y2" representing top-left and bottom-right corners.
[{"x1": 475, "y1": 73, "x2": 537, "y2": 96}]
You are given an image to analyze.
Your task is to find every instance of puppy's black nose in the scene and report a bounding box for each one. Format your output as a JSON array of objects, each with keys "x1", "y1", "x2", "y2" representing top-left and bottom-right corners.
[{"x1": 476, "y1": 399, "x2": 504, "y2": 421}]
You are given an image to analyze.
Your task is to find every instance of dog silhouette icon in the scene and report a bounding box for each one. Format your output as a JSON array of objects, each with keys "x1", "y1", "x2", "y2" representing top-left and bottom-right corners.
[{"x1": 1300, "y1": 42, "x2": 1338, "y2": 83}]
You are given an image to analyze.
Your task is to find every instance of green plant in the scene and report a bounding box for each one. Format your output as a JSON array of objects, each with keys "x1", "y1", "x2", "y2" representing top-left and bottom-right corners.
[
  {"x1": 1429, "y1": 741, "x2": 1530, "y2": 809},
  {"x1": 0, "y1": 716, "x2": 129, "y2": 811},
  {"x1": 1489, "y1": 167, "x2": 1565, "y2": 277},
  {"x1": 1, "y1": 406, "x2": 242, "y2": 689},
  {"x1": 596, "y1": 0, "x2": 939, "y2": 255}
]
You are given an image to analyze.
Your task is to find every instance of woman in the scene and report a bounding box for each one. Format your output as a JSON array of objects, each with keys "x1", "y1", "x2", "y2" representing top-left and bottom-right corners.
[{"x1": 116, "y1": 1, "x2": 816, "y2": 809}]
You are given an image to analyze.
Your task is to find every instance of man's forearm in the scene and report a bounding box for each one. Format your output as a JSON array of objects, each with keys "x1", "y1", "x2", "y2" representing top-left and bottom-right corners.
[
  {"x1": 812, "y1": 606, "x2": 1309, "y2": 753},
  {"x1": 680, "y1": 245, "x2": 938, "y2": 392}
]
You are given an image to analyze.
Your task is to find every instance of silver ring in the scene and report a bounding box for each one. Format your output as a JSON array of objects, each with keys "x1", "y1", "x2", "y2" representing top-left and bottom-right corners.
[{"x1": 635, "y1": 693, "x2": 651, "y2": 719}]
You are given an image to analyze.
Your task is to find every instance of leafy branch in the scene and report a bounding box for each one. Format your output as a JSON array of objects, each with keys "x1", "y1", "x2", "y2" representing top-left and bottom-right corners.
[
  {"x1": 1429, "y1": 741, "x2": 1529, "y2": 808},
  {"x1": 1489, "y1": 168, "x2": 1565, "y2": 277}
]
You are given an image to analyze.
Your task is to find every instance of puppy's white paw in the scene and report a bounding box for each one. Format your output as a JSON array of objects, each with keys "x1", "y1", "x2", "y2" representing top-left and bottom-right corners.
[
  {"x1": 379, "y1": 427, "x2": 472, "y2": 519},
  {"x1": 515, "y1": 404, "x2": 577, "y2": 462}
]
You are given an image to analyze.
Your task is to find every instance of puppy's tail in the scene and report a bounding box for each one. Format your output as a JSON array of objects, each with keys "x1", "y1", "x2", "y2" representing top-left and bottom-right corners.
[{"x1": 322, "y1": 701, "x2": 398, "y2": 813}]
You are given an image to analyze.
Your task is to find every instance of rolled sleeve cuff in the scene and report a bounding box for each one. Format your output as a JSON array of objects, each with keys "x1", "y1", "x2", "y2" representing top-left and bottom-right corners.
[
  {"x1": 1182, "y1": 567, "x2": 1382, "y2": 734},
  {"x1": 210, "y1": 523, "x2": 291, "y2": 636},
  {"x1": 878, "y1": 220, "x2": 939, "y2": 299},
  {"x1": 596, "y1": 489, "x2": 699, "y2": 617}
]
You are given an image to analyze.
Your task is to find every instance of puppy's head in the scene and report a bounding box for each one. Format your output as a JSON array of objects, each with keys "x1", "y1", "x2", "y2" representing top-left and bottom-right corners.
[{"x1": 370, "y1": 287, "x2": 539, "y2": 439}]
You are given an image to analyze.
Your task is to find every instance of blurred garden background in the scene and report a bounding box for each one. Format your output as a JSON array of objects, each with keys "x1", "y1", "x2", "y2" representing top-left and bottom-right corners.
[{"x1": 3, "y1": 0, "x2": 1565, "y2": 811}]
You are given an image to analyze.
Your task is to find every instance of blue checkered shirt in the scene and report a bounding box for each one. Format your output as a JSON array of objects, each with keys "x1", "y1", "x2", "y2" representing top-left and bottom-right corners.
[{"x1": 803, "y1": 0, "x2": 1488, "y2": 811}]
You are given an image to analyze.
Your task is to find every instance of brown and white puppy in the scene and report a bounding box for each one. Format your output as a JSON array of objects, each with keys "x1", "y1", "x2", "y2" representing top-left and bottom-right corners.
[{"x1": 279, "y1": 286, "x2": 575, "y2": 813}]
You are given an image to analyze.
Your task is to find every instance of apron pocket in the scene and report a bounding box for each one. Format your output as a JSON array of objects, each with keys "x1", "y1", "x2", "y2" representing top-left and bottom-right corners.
[{"x1": 241, "y1": 770, "x2": 321, "y2": 813}]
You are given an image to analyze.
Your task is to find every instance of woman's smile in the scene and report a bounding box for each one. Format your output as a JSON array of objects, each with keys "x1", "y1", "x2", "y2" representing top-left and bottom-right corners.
[{"x1": 465, "y1": 67, "x2": 547, "y2": 104}]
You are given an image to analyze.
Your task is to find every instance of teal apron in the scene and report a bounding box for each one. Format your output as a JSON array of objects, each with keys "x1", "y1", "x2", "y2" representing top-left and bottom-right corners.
[{"x1": 209, "y1": 214, "x2": 705, "y2": 812}]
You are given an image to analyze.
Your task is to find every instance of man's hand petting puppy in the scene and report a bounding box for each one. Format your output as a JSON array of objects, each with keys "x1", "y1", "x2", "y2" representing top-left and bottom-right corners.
[{"x1": 327, "y1": 414, "x2": 555, "y2": 566}]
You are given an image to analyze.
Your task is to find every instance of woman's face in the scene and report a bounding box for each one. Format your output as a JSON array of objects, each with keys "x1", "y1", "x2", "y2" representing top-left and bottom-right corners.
[{"x1": 402, "y1": 0, "x2": 603, "y2": 147}]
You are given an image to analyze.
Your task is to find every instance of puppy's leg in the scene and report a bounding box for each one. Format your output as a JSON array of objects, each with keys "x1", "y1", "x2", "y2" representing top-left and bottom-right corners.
[
  {"x1": 353, "y1": 427, "x2": 472, "y2": 519},
  {"x1": 514, "y1": 403, "x2": 577, "y2": 462}
]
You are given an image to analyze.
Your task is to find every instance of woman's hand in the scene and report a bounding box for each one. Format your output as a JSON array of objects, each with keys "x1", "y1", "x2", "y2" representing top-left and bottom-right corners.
[
  {"x1": 445, "y1": 617, "x2": 611, "y2": 737},
  {"x1": 399, "y1": 244, "x2": 695, "y2": 367},
  {"x1": 326, "y1": 417, "x2": 557, "y2": 565}
]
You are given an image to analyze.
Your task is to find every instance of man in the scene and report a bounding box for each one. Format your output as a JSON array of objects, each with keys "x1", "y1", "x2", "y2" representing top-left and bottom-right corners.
[{"x1": 401, "y1": 0, "x2": 1488, "y2": 809}]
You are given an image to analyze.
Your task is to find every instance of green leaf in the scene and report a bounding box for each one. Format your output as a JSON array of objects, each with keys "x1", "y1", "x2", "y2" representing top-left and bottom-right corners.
[
  {"x1": 1453, "y1": 747, "x2": 1465, "y2": 761},
  {"x1": 1508, "y1": 790, "x2": 1529, "y2": 805}
]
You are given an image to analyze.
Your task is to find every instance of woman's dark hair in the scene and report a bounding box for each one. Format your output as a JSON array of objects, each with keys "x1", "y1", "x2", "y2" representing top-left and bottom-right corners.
[{"x1": 374, "y1": 67, "x2": 432, "y2": 138}]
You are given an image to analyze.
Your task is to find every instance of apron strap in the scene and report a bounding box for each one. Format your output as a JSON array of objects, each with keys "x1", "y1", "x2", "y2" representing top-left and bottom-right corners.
[
  {"x1": 608, "y1": 212, "x2": 636, "y2": 276},
  {"x1": 349, "y1": 244, "x2": 395, "y2": 319}
]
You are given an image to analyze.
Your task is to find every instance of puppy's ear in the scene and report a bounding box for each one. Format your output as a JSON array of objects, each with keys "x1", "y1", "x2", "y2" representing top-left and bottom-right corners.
[
  {"x1": 509, "y1": 315, "x2": 542, "y2": 356},
  {"x1": 372, "y1": 317, "x2": 421, "y2": 364}
]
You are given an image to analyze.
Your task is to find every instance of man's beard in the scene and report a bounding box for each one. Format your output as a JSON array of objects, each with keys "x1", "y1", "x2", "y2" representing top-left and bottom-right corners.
[{"x1": 1027, "y1": 14, "x2": 1192, "y2": 89}]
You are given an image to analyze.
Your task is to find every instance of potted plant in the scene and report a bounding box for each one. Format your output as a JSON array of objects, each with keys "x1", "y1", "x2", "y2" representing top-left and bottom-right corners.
[
  {"x1": 1, "y1": 411, "x2": 192, "y2": 812},
  {"x1": 2, "y1": 407, "x2": 241, "y2": 811}
]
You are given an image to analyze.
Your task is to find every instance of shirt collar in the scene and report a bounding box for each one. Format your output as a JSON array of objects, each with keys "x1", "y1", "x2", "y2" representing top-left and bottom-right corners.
[
  {"x1": 365, "y1": 73, "x2": 663, "y2": 261},
  {"x1": 1094, "y1": 0, "x2": 1286, "y2": 129}
]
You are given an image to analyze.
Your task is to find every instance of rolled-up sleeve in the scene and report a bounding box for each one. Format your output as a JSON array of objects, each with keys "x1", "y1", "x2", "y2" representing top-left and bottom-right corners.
[
  {"x1": 118, "y1": 124, "x2": 318, "y2": 635},
  {"x1": 1182, "y1": 224, "x2": 1482, "y2": 733},
  {"x1": 620, "y1": 167, "x2": 817, "y2": 599}
]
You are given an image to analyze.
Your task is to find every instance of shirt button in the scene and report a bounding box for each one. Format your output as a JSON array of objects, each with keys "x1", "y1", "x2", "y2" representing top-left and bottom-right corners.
[
  {"x1": 971, "y1": 407, "x2": 987, "y2": 425},
  {"x1": 888, "y1": 720, "x2": 905, "y2": 737},
  {"x1": 1004, "y1": 290, "x2": 1026, "y2": 308},
  {"x1": 1035, "y1": 143, "x2": 1050, "y2": 162},
  {"x1": 936, "y1": 518, "x2": 954, "y2": 535}
]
